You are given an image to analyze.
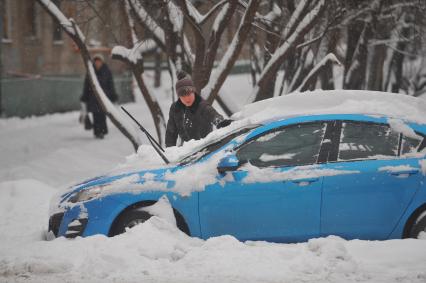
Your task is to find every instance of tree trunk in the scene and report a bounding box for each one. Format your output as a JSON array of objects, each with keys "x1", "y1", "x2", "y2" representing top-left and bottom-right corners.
[
  {"x1": 343, "y1": 21, "x2": 371, "y2": 90},
  {"x1": 367, "y1": 44, "x2": 387, "y2": 91},
  {"x1": 154, "y1": 47, "x2": 162, "y2": 88},
  {"x1": 391, "y1": 44, "x2": 405, "y2": 93},
  {"x1": 343, "y1": 21, "x2": 364, "y2": 89},
  {"x1": 319, "y1": 30, "x2": 339, "y2": 90}
]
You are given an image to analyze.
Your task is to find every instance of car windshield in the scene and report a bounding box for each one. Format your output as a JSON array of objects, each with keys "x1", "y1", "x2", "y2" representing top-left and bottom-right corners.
[{"x1": 179, "y1": 126, "x2": 259, "y2": 165}]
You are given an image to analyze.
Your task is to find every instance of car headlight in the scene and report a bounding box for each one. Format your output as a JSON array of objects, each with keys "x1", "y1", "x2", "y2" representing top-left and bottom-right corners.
[{"x1": 69, "y1": 186, "x2": 103, "y2": 203}]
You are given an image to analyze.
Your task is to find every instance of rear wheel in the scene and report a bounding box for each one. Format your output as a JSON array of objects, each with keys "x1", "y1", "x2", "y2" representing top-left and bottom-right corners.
[
  {"x1": 109, "y1": 209, "x2": 152, "y2": 236},
  {"x1": 409, "y1": 211, "x2": 426, "y2": 239}
]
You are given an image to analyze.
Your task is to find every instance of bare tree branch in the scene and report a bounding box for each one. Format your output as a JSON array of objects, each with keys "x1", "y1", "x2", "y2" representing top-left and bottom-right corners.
[
  {"x1": 202, "y1": 1, "x2": 238, "y2": 88},
  {"x1": 110, "y1": 1, "x2": 167, "y2": 145},
  {"x1": 254, "y1": 0, "x2": 326, "y2": 101},
  {"x1": 295, "y1": 53, "x2": 342, "y2": 92},
  {"x1": 37, "y1": 0, "x2": 142, "y2": 151},
  {"x1": 200, "y1": 0, "x2": 230, "y2": 25},
  {"x1": 85, "y1": 0, "x2": 120, "y2": 43},
  {"x1": 173, "y1": 0, "x2": 207, "y2": 91},
  {"x1": 127, "y1": 0, "x2": 166, "y2": 49},
  {"x1": 203, "y1": 0, "x2": 261, "y2": 104}
]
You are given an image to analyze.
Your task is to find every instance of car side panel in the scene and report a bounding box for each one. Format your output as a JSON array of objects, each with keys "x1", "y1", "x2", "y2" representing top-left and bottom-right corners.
[
  {"x1": 59, "y1": 191, "x2": 200, "y2": 238},
  {"x1": 388, "y1": 165, "x2": 426, "y2": 238},
  {"x1": 199, "y1": 167, "x2": 324, "y2": 243},
  {"x1": 105, "y1": 192, "x2": 201, "y2": 237},
  {"x1": 321, "y1": 158, "x2": 422, "y2": 240}
]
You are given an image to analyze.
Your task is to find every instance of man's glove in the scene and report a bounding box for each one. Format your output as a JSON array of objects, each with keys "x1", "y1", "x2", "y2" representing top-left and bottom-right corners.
[
  {"x1": 217, "y1": 119, "x2": 233, "y2": 129},
  {"x1": 79, "y1": 102, "x2": 87, "y2": 124}
]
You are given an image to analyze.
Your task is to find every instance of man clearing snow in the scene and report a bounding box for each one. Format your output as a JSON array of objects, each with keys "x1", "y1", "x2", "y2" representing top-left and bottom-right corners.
[{"x1": 165, "y1": 72, "x2": 231, "y2": 147}]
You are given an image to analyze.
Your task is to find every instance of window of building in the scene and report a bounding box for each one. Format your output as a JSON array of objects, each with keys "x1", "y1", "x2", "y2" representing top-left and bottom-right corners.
[
  {"x1": 52, "y1": 0, "x2": 62, "y2": 42},
  {"x1": 24, "y1": 1, "x2": 37, "y2": 38},
  {"x1": 2, "y1": 0, "x2": 12, "y2": 42}
]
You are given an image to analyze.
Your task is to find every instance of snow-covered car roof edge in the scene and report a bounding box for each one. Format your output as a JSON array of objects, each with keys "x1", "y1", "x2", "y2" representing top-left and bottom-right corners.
[{"x1": 232, "y1": 90, "x2": 426, "y2": 125}]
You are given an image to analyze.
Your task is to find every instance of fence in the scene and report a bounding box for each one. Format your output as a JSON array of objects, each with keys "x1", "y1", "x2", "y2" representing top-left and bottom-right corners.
[{"x1": 0, "y1": 75, "x2": 134, "y2": 118}]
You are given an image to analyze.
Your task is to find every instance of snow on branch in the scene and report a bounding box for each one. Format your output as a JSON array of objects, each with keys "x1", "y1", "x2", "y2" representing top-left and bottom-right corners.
[
  {"x1": 258, "y1": 0, "x2": 325, "y2": 86},
  {"x1": 128, "y1": 0, "x2": 166, "y2": 46},
  {"x1": 167, "y1": 1, "x2": 184, "y2": 32},
  {"x1": 382, "y1": 2, "x2": 417, "y2": 14},
  {"x1": 183, "y1": 0, "x2": 229, "y2": 25},
  {"x1": 235, "y1": 0, "x2": 282, "y2": 41},
  {"x1": 175, "y1": 0, "x2": 203, "y2": 33},
  {"x1": 184, "y1": 0, "x2": 204, "y2": 23},
  {"x1": 295, "y1": 53, "x2": 342, "y2": 92},
  {"x1": 124, "y1": 0, "x2": 138, "y2": 45},
  {"x1": 202, "y1": 0, "x2": 260, "y2": 103},
  {"x1": 281, "y1": 0, "x2": 311, "y2": 39},
  {"x1": 262, "y1": 3, "x2": 282, "y2": 23},
  {"x1": 183, "y1": 36, "x2": 195, "y2": 65},
  {"x1": 112, "y1": 40, "x2": 156, "y2": 64},
  {"x1": 212, "y1": 3, "x2": 231, "y2": 33},
  {"x1": 38, "y1": 0, "x2": 85, "y2": 41}
]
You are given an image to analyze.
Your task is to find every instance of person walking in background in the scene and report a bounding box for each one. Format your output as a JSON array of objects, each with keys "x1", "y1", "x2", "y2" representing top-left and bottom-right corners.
[
  {"x1": 80, "y1": 54, "x2": 118, "y2": 139},
  {"x1": 165, "y1": 71, "x2": 232, "y2": 147}
]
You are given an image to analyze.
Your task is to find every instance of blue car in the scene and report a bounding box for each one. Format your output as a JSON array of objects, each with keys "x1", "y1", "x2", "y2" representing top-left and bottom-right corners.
[{"x1": 49, "y1": 113, "x2": 426, "y2": 242}]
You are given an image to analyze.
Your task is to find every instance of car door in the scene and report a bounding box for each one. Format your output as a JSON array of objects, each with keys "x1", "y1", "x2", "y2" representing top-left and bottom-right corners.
[
  {"x1": 199, "y1": 121, "x2": 329, "y2": 242},
  {"x1": 321, "y1": 120, "x2": 425, "y2": 240}
]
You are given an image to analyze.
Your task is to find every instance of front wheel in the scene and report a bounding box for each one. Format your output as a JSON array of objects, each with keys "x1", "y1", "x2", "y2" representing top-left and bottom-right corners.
[
  {"x1": 109, "y1": 209, "x2": 152, "y2": 236},
  {"x1": 409, "y1": 211, "x2": 426, "y2": 239}
]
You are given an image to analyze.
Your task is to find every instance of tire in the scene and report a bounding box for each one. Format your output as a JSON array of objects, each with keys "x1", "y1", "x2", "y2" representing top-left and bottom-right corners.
[
  {"x1": 409, "y1": 211, "x2": 426, "y2": 239},
  {"x1": 109, "y1": 209, "x2": 152, "y2": 236}
]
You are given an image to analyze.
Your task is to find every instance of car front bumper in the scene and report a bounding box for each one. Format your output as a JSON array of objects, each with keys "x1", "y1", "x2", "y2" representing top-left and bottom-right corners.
[{"x1": 49, "y1": 197, "x2": 128, "y2": 238}]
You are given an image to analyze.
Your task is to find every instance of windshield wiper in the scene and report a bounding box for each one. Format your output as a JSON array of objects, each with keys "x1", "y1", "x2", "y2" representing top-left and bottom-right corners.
[{"x1": 121, "y1": 106, "x2": 170, "y2": 164}]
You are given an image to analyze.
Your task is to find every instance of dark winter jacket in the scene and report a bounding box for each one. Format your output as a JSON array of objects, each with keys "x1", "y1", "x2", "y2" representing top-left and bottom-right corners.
[
  {"x1": 165, "y1": 95, "x2": 224, "y2": 147},
  {"x1": 81, "y1": 63, "x2": 117, "y2": 113}
]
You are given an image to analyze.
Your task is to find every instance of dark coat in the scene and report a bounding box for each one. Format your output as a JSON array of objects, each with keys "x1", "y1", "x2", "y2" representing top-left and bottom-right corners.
[
  {"x1": 81, "y1": 63, "x2": 117, "y2": 113},
  {"x1": 165, "y1": 95, "x2": 224, "y2": 147}
]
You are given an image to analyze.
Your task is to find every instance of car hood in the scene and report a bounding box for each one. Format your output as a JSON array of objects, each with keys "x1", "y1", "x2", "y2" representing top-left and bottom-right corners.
[
  {"x1": 58, "y1": 146, "x2": 228, "y2": 205},
  {"x1": 59, "y1": 166, "x2": 175, "y2": 204}
]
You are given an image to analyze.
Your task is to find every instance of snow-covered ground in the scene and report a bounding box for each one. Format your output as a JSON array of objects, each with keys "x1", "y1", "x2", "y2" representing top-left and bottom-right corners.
[{"x1": 1, "y1": 74, "x2": 426, "y2": 283}]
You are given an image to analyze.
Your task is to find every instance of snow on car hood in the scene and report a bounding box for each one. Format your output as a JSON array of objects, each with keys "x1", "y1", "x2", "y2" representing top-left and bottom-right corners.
[
  {"x1": 91, "y1": 149, "x2": 229, "y2": 198},
  {"x1": 109, "y1": 120, "x2": 256, "y2": 175}
]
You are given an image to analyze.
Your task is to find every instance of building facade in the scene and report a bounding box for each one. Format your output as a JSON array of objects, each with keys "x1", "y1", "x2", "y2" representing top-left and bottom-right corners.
[{"x1": 1, "y1": 0, "x2": 133, "y2": 117}]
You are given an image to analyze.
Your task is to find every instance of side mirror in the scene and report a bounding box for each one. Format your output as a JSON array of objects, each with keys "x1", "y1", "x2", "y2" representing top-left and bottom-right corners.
[{"x1": 217, "y1": 153, "x2": 239, "y2": 174}]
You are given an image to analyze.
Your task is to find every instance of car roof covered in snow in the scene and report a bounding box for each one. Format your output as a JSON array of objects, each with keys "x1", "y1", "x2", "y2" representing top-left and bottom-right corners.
[
  {"x1": 112, "y1": 90, "x2": 426, "y2": 174},
  {"x1": 231, "y1": 90, "x2": 426, "y2": 125}
]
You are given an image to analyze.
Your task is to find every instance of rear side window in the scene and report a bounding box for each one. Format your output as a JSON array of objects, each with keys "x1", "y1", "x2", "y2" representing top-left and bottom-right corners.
[
  {"x1": 338, "y1": 122, "x2": 399, "y2": 161},
  {"x1": 236, "y1": 122, "x2": 327, "y2": 168},
  {"x1": 401, "y1": 135, "x2": 424, "y2": 155}
]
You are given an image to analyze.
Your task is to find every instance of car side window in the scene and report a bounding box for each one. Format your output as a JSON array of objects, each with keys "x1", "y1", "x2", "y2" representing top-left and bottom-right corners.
[
  {"x1": 236, "y1": 122, "x2": 327, "y2": 168},
  {"x1": 338, "y1": 122, "x2": 399, "y2": 161},
  {"x1": 401, "y1": 135, "x2": 424, "y2": 156}
]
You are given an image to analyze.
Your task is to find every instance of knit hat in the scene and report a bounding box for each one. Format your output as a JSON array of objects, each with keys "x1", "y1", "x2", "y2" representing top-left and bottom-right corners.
[
  {"x1": 176, "y1": 71, "x2": 196, "y2": 97},
  {"x1": 93, "y1": 53, "x2": 105, "y2": 62}
]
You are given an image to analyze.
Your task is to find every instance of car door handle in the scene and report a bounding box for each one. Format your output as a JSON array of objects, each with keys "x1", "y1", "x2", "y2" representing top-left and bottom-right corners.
[
  {"x1": 391, "y1": 169, "x2": 419, "y2": 176},
  {"x1": 390, "y1": 169, "x2": 419, "y2": 177},
  {"x1": 291, "y1": 178, "x2": 320, "y2": 186}
]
